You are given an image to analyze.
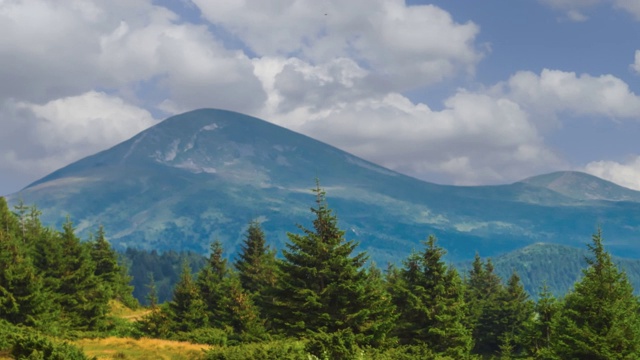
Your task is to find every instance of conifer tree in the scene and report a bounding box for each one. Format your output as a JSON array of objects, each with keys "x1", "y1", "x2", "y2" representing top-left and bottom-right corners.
[
  {"x1": 465, "y1": 256, "x2": 506, "y2": 356},
  {"x1": 169, "y1": 261, "x2": 208, "y2": 332},
  {"x1": 391, "y1": 236, "x2": 472, "y2": 357},
  {"x1": 0, "y1": 215, "x2": 46, "y2": 326},
  {"x1": 523, "y1": 284, "x2": 559, "y2": 357},
  {"x1": 0, "y1": 198, "x2": 19, "y2": 237},
  {"x1": 36, "y1": 218, "x2": 109, "y2": 329},
  {"x1": 273, "y1": 182, "x2": 394, "y2": 348},
  {"x1": 552, "y1": 229, "x2": 640, "y2": 359},
  {"x1": 197, "y1": 240, "x2": 230, "y2": 328},
  {"x1": 89, "y1": 226, "x2": 137, "y2": 307},
  {"x1": 495, "y1": 272, "x2": 534, "y2": 355},
  {"x1": 196, "y1": 240, "x2": 265, "y2": 337},
  {"x1": 234, "y1": 221, "x2": 277, "y2": 315}
]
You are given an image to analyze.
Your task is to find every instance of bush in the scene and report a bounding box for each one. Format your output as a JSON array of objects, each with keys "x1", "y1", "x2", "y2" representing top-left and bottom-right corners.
[
  {"x1": 205, "y1": 339, "x2": 308, "y2": 360},
  {"x1": 305, "y1": 329, "x2": 361, "y2": 360},
  {"x1": 10, "y1": 332, "x2": 94, "y2": 360},
  {"x1": 100, "y1": 316, "x2": 144, "y2": 339},
  {"x1": 173, "y1": 327, "x2": 229, "y2": 346}
]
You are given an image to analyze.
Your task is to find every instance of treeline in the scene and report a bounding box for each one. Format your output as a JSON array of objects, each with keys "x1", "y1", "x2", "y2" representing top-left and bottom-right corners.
[
  {"x1": 135, "y1": 186, "x2": 640, "y2": 359},
  {"x1": 122, "y1": 248, "x2": 206, "y2": 304},
  {"x1": 0, "y1": 197, "x2": 137, "y2": 358},
  {"x1": 3, "y1": 184, "x2": 640, "y2": 359}
]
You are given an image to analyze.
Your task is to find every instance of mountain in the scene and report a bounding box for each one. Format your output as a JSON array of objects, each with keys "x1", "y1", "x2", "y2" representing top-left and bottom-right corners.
[
  {"x1": 518, "y1": 171, "x2": 640, "y2": 202},
  {"x1": 6, "y1": 109, "x2": 640, "y2": 264},
  {"x1": 466, "y1": 242, "x2": 640, "y2": 298}
]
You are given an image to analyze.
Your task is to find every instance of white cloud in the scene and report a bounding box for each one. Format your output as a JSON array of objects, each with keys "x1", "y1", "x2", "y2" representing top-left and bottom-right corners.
[
  {"x1": 540, "y1": 0, "x2": 640, "y2": 21},
  {"x1": 614, "y1": 0, "x2": 640, "y2": 20},
  {"x1": 585, "y1": 157, "x2": 640, "y2": 190},
  {"x1": 566, "y1": 10, "x2": 589, "y2": 21},
  {"x1": 192, "y1": 0, "x2": 482, "y2": 91},
  {"x1": 0, "y1": 92, "x2": 156, "y2": 190},
  {"x1": 539, "y1": 0, "x2": 599, "y2": 21},
  {"x1": 632, "y1": 50, "x2": 640, "y2": 74},
  {"x1": 503, "y1": 69, "x2": 640, "y2": 121},
  {"x1": 261, "y1": 89, "x2": 561, "y2": 185},
  {"x1": 0, "y1": 0, "x2": 266, "y2": 112}
]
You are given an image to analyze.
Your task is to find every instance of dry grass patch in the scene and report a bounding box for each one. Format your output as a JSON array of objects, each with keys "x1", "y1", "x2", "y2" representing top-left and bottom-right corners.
[
  {"x1": 75, "y1": 337, "x2": 211, "y2": 360},
  {"x1": 108, "y1": 300, "x2": 151, "y2": 321}
]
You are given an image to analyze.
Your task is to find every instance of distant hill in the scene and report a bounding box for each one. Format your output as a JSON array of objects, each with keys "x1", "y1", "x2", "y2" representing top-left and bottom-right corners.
[
  {"x1": 467, "y1": 242, "x2": 640, "y2": 298},
  {"x1": 518, "y1": 171, "x2": 640, "y2": 202},
  {"x1": 6, "y1": 109, "x2": 640, "y2": 264}
]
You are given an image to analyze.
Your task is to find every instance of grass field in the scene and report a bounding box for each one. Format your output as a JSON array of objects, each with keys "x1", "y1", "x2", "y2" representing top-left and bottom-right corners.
[
  {"x1": 74, "y1": 337, "x2": 211, "y2": 360},
  {"x1": 71, "y1": 302, "x2": 210, "y2": 359},
  {"x1": 108, "y1": 300, "x2": 151, "y2": 321}
]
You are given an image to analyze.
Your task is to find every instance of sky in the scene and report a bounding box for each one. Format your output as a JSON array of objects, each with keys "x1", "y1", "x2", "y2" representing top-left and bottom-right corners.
[{"x1": 1, "y1": 0, "x2": 640, "y2": 195}]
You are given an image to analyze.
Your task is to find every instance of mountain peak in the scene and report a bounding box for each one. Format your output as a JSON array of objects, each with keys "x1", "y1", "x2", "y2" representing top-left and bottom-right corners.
[{"x1": 517, "y1": 171, "x2": 640, "y2": 202}]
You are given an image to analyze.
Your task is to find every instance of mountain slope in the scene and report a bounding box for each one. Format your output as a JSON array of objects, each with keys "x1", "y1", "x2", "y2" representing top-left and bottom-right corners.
[
  {"x1": 472, "y1": 242, "x2": 640, "y2": 298},
  {"x1": 518, "y1": 171, "x2": 640, "y2": 202},
  {"x1": 7, "y1": 109, "x2": 640, "y2": 263}
]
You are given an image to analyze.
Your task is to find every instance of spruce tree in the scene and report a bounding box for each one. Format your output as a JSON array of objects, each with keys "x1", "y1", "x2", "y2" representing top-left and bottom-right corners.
[
  {"x1": 495, "y1": 272, "x2": 534, "y2": 355},
  {"x1": 234, "y1": 221, "x2": 277, "y2": 316},
  {"x1": 89, "y1": 226, "x2": 137, "y2": 307},
  {"x1": 523, "y1": 284, "x2": 559, "y2": 358},
  {"x1": 552, "y1": 229, "x2": 640, "y2": 359},
  {"x1": 37, "y1": 218, "x2": 109, "y2": 329},
  {"x1": 465, "y1": 256, "x2": 506, "y2": 356},
  {"x1": 391, "y1": 236, "x2": 472, "y2": 357},
  {"x1": 169, "y1": 261, "x2": 208, "y2": 332},
  {"x1": 196, "y1": 239, "x2": 265, "y2": 338},
  {"x1": 0, "y1": 218, "x2": 46, "y2": 326},
  {"x1": 273, "y1": 183, "x2": 394, "y2": 348},
  {"x1": 197, "y1": 240, "x2": 230, "y2": 328}
]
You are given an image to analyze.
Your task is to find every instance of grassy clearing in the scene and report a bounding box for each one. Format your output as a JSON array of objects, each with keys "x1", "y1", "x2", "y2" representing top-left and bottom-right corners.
[
  {"x1": 108, "y1": 300, "x2": 151, "y2": 321},
  {"x1": 74, "y1": 337, "x2": 211, "y2": 360}
]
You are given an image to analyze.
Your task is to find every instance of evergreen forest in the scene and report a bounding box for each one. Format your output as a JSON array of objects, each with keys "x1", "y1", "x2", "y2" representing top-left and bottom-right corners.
[{"x1": 2, "y1": 185, "x2": 640, "y2": 359}]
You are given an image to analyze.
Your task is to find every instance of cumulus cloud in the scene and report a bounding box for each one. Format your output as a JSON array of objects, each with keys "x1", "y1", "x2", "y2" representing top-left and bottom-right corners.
[
  {"x1": 632, "y1": 50, "x2": 640, "y2": 74},
  {"x1": 0, "y1": 0, "x2": 636, "y2": 195},
  {"x1": 260, "y1": 89, "x2": 562, "y2": 185},
  {"x1": 192, "y1": 0, "x2": 482, "y2": 91},
  {"x1": 0, "y1": 0, "x2": 266, "y2": 193},
  {"x1": 0, "y1": 0, "x2": 265, "y2": 112},
  {"x1": 614, "y1": 0, "x2": 640, "y2": 20},
  {"x1": 0, "y1": 92, "x2": 156, "y2": 191},
  {"x1": 585, "y1": 157, "x2": 640, "y2": 190},
  {"x1": 501, "y1": 69, "x2": 640, "y2": 122},
  {"x1": 540, "y1": 0, "x2": 640, "y2": 21}
]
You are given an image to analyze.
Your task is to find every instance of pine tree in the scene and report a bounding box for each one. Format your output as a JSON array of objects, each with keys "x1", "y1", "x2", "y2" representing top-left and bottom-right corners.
[
  {"x1": 391, "y1": 236, "x2": 472, "y2": 357},
  {"x1": 169, "y1": 261, "x2": 208, "y2": 332},
  {"x1": 0, "y1": 198, "x2": 19, "y2": 237},
  {"x1": 495, "y1": 272, "x2": 534, "y2": 355},
  {"x1": 523, "y1": 283, "x2": 559, "y2": 358},
  {"x1": 197, "y1": 240, "x2": 230, "y2": 329},
  {"x1": 273, "y1": 182, "x2": 394, "y2": 348},
  {"x1": 89, "y1": 226, "x2": 137, "y2": 307},
  {"x1": 32, "y1": 218, "x2": 109, "y2": 330},
  {"x1": 552, "y1": 229, "x2": 640, "y2": 359},
  {"x1": 465, "y1": 255, "x2": 506, "y2": 356},
  {"x1": 59, "y1": 219, "x2": 110, "y2": 329},
  {"x1": 234, "y1": 221, "x2": 277, "y2": 316},
  {"x1": 0, "y1": 215, "x2": 46, "y2": 326}
]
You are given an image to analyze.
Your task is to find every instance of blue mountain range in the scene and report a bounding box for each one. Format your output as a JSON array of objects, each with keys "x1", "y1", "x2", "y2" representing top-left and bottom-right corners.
[{"x1": 7, "y1": 109, "x2": 640, "y2": 264}]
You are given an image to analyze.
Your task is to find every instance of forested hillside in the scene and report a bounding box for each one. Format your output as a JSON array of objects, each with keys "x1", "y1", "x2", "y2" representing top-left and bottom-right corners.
[{"x1": 3, "y1": 191, "x2": 640, "y2": 359}]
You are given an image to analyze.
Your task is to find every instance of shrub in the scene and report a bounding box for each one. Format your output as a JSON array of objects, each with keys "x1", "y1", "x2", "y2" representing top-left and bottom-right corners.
[
  {"x1": 305, "y1": 330, "x2": 361, "y2": 360},
  {"x1": 10, "y1": 332, "x2": 93, "y2": 360},
  {"x1": 205, "y1": 339, "x2": 307, "y2": 360},
  {"x1": 173, "y1": 327, "x2": 229, "y2": 346}
]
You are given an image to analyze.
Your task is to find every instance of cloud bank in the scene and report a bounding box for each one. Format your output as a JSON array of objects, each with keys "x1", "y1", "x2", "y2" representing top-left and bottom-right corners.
[{"x1": 1, "y1": 0, "x2": 639, "y2": 193}]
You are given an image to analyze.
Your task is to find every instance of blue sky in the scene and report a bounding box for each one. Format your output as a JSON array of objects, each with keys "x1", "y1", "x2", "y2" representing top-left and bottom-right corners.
[{"x1": 1, "y1": 0, "x2": 639, "y2": 195}]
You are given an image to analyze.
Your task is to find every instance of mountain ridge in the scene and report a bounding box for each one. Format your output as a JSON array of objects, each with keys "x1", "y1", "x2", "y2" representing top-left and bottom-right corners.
[{"x1": 7, "y1": 109, "x2": 640, "y2": 264}]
